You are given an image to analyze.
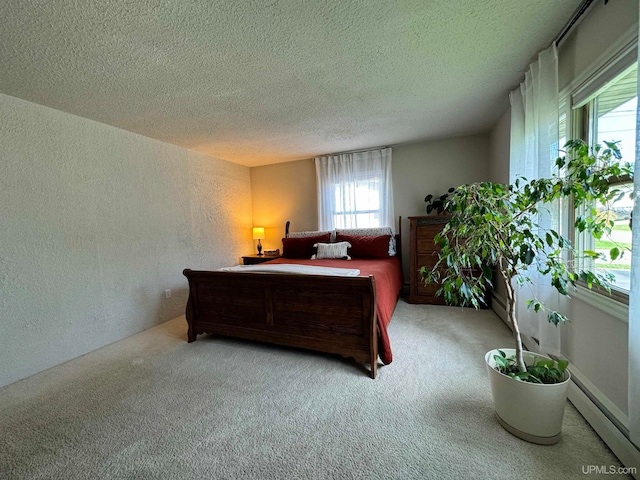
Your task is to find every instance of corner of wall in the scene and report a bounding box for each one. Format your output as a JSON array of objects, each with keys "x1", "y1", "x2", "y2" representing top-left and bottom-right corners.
[{"x1": 488, "y1": 108, "x2": 511, "y2": 185}]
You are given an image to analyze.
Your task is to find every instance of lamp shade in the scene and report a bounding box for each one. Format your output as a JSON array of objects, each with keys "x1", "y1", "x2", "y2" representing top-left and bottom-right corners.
[{"x1": 252, "y1": 227, "x2": 265, "y2": 240}]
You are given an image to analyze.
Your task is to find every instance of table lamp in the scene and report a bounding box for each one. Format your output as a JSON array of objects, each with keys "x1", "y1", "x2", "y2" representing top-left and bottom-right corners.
[{"x1": 252, "y1": 227, "x2": 265, "y2": 255}]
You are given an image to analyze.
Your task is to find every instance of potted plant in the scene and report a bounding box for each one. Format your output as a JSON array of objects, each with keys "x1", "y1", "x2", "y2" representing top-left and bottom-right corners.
[
  {"x1": 421, "y1": 140, "x2": 633, "y2": 444},
  {"x1": 424, "y1": 187, "x2": 455, "y2": 215}
]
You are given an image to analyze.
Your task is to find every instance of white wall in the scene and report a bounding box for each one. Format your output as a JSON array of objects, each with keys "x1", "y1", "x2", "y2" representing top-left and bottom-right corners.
[
  {"x1": 557, "y1": 0, "x2": 638, "y2": 418},
  {"x1": 485, "y1": 108, "x2": 511, "y2": 304},
  {"x1": 392, "y1": 134, "x2": 491, "y2": 277},
  {"x1": 488, "y1": 108, "x2": 511, "y2": 185},
  {"x1": 0, "y1": 94, "x2": 253, "y2": 388},
  {"x1": 558, "y1": 0, "x2": 639, "y2": 93}
]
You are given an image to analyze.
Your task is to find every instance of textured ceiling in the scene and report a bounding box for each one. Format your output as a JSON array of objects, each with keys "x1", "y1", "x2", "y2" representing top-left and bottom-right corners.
[{"x1": 0, "y1": 0, "x2": 583, "y2": 167}]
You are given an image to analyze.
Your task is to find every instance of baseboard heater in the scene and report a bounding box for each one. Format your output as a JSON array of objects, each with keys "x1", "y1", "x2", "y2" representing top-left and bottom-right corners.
[{"x1": 566, "y1": 365, "x2": 639, "y2": 478}]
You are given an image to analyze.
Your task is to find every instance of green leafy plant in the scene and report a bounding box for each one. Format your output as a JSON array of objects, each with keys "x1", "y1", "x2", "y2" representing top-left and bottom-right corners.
[
  {"x1": 421, "y1": 140, "x2": 633, "y2": 380},
  {"x1": 424, "y1": 187, "x2": 455, "y2": 214},
  {"x1": 493, "y1": 349, "x2": 568, "y2": 384}
]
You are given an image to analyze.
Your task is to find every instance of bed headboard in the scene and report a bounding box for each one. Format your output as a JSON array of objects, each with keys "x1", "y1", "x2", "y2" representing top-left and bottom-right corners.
[{"x1": 284, "y1": 217, "x2": 403, "y2": 261}]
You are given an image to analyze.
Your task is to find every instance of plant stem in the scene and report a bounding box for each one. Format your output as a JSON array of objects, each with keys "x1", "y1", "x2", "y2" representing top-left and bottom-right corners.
[{"x1": 501, "y1": 267, "x2": 526, "y2": 373}]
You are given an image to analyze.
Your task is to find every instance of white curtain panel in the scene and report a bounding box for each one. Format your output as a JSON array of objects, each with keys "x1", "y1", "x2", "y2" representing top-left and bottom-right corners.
[
  {"x1": 629, "y1": 23, "x2": 640, "y2": 450},
  {"x1": 509, "y1": 44, "x2": 562, "y2": 355},
  {"x1": 315, "y1": 148, "x2": 394, "y2": 232}
]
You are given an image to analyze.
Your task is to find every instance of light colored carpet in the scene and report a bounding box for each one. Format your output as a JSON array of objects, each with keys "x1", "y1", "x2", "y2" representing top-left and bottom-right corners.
[{"x1": 0, "y1": 300, "x2": 630, "y2": 479}]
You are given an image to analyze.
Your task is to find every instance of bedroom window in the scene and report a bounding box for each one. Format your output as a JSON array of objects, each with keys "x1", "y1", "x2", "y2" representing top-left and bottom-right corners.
[
  {"x1": 332, "y1": 174, "x2": 382, "y2": 228},
  {"x1": 315, "y1": 147, "x2": 395, "y2": 231},
  {"x1": 570, "y1": 61, "x2": 636, "y2": 301}
]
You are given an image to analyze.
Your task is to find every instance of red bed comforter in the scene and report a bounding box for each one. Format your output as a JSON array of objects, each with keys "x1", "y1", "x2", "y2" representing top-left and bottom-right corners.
[{"x1": 264, "y1": 257, "x2": 403, "y2": 364}]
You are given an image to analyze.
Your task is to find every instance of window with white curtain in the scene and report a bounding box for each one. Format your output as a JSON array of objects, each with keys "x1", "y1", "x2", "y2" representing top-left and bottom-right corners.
[
  {"x1": 314, "y1": 148, "x2": 394, "y2": 231},
  {"x1": 569, "y1": 60, "x2": 637, "y2": 302}
]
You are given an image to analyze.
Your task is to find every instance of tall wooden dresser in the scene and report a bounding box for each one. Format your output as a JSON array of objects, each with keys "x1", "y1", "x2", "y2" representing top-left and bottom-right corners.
[{"x1": 408, "y1": 215, "x2": 449, "y2": 304}]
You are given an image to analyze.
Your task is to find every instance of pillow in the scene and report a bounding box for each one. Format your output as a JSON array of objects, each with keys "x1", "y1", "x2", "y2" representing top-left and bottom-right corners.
[
  {"x1": 311, "y1": 242, "x2": 351, "y2": 260},
  {"x1": 288, "y1": 230, "x2": 333, "y2": 239},
  {"x1": 335, "y1": 227, "x2": 396, "y2": 256},
  {"x1": 282, "y1": 233, "x2": 331, "y2": 258},
  {"x1": 335, "y1": 233, "x2": 391, "y2": 258}
]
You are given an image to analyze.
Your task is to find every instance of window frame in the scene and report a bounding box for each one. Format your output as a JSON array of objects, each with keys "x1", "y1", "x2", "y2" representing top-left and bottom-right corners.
[{"x1": 562, "y1": 48, "x2": 637, "y2": 309}]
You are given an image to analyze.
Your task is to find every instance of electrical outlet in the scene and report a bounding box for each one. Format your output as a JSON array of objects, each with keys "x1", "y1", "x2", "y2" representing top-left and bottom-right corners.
[{"x1": 165, "y1": 289, "x2": 172, "y2": 299}]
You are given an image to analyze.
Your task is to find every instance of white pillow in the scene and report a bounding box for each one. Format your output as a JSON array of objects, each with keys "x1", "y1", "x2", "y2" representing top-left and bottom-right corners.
[
  {"x1": 334, "y1": 227, "x2": 396, "y2": 256},
  {"x1": 311, "y1": 242, "x2": 351, "y2": 260}
]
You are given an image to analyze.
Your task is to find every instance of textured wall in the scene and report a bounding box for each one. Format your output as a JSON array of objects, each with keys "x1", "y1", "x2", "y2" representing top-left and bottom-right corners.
[
  {"x1": 250, "y1": 158, "x2": 318, "y2": 251},
  {"x1": 0, "y1": 94, "x2": 252, "y2": 387}
]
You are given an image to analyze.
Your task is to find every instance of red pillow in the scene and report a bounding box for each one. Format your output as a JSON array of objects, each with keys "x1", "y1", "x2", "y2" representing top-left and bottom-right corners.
[
  {"x1": 282, "y1": 233, "x2": 332, "y2": 258},
  {"x1": 335, "y1": 233, "x2": 391, "y2": 258}
]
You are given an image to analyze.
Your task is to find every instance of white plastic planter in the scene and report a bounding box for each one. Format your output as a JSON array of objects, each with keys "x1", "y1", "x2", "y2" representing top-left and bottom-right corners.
[{"x1": 485, "y1": 348, "x2": 571, "y2": 445}]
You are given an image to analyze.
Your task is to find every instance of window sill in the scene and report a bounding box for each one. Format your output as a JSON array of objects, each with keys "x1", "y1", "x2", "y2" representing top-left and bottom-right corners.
[{"x1": 570, "y1": 285, "x2": 629, "y2": 324}]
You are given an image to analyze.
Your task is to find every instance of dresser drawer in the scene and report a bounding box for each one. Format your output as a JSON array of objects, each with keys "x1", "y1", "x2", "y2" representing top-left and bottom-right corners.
[
  {"x1": 417, "y1": 253, "x2": 440, "y2": 268},
  {"x1": 409, "y1": 216, "x2": 450, "y2": 305},
  {"x1": 417, "y1": 281, "x2": 440, "y2": 296},
  {"x1": 416, "y1": 225, "x2": 443, "y2": 253}
]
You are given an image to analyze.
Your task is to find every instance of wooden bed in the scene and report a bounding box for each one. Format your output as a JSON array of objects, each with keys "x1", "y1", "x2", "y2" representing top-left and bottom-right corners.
[{"x1": 183, "y1": 220, "x2": 402, "y2": 379}]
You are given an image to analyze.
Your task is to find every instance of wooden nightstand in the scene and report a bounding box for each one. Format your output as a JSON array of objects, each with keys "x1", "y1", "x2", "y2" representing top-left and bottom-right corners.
[{"x1": 242, "y1": 254, "x2": 281, "y2": 265}]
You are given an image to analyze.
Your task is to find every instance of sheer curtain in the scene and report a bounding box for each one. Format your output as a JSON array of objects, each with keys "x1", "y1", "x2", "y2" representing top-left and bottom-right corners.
[
  {"x1": 509, "y1": 44, "x2": 562, "y2": 355},
  {"x1": 315, "y1": 148, "x2": 394, "y2": 231},
  {"x1": 629, "y1": 23, "x2": 640, "y2": 450}
]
